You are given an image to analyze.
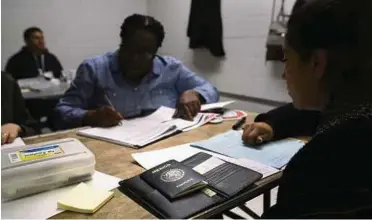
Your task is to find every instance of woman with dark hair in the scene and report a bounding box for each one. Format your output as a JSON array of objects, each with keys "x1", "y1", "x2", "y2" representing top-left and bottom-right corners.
[{"x1": 259, "y1": 0, "x2": 372, "y2": 218}]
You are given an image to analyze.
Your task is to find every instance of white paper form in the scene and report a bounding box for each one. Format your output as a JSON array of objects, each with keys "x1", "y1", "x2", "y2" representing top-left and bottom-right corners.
[
  {"x1": 132, "y1": 144, "x2": 279, "y2": 178},
  {"x1": 193, "y1": 157, "x2": 226, "y2": 174},
  {"x1": 201, "y1": 101, "x2": 235, "y2": 111},
  {"x1": 234, "y1": 158, "x2": 279, "y2": 178},
  {"x1": 1, "y1": 137, "x2": 26, "y2": 149},
  {"x1": 78, "y1": 106, "x2": 216, "y2": 147},
  {"x1": 192, "y1": 130, "x2": 305, "y2": 169},
  {"x1": 77, "y1": 107, "x2": 177, "y2": 146}
]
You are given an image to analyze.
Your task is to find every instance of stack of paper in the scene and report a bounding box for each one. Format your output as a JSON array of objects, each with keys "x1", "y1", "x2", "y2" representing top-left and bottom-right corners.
[
  {"x1": 132, "y1": 144, "x2": 279, "y2": 178},
  {"x1": 77, "y1": 106, "x2": 216, "y2": 148},
  {"x1": 191, "y1": 130, "x2": 305, "y2": 169},
  {"x1": 18, "y1": 76, "x2": 56, "y2": 91},
  {"x1": 58, "y1": 183, "x2": 114, "y2": 214}
]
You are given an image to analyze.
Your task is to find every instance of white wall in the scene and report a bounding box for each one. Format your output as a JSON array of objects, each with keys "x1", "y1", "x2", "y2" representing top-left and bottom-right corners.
[
  {"x1": 2, "y1": 0, "x2": 295, "y2": 103},
  {"x1": 1, "y1": 0, "x2": 147, "y2": 70},
  {"x1": 148, "y1": 0, "x2": 295, "y2": 103}
]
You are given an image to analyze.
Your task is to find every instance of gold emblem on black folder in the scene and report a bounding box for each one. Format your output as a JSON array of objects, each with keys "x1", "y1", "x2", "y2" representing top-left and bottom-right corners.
[{"x1": 160, "y1": 168, "x2": 185, "y2": 182}]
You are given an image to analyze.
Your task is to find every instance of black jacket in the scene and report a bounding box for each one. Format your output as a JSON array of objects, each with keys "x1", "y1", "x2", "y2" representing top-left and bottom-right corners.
[
  {"x1": 1, "y1": 73, "x2": 39, "y2": 137},
  {"x1": 255, "y1": 103, "x2": 321, "y2": 140},
  {"x1": 5, "y1": 47, "x2": 63, "y2": 80},
  {"x1": 187, "y1": 0, "x2": 225, "y2": 57},
  {"x1": 256, "y1": 104, "x2": 372, "y2": 218}
]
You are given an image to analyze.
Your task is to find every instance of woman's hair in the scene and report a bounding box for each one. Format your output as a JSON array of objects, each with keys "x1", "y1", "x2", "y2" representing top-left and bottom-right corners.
[
  {"x1": 120, "y1": 14, "x2": 165, "y2": 48},
  {"x1": 286, "y1": 0, "x2": 372, "y2": 95},
  {"x1": 291, "y1": 0, "x2": 307, "y2": 14}
]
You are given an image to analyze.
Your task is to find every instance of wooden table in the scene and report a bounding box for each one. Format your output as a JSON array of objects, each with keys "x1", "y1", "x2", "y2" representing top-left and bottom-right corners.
[{"x1": 24, "y1": 113, "x2": 279, "y2": 219}]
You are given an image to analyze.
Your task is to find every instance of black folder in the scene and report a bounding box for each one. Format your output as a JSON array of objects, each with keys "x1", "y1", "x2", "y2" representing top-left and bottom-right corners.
[{"x1": 119, "y1": 152, "x2": 263, "y2": 219}]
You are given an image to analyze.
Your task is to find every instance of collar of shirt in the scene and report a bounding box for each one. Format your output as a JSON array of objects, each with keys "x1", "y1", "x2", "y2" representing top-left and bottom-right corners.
[{"x1": 109, "y1": 50, "x2": 164, "y2": 77}]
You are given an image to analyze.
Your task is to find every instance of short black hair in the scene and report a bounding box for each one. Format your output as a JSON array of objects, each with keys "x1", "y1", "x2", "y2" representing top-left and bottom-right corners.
[
  {"x1": 120, "y1": 14, "x2": 165, "y2": 48},
  {"x1": 23, "y1": 27, "x2": 43, "y2": 41}
]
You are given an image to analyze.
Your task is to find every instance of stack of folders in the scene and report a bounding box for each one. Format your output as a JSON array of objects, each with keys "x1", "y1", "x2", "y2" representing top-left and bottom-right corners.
[
  {"x1": 77, "y1": 107, "x2": 216, "y2": 149},
  {"x1": 119, "y1": 152, "x2": 263, "y2": 219}
]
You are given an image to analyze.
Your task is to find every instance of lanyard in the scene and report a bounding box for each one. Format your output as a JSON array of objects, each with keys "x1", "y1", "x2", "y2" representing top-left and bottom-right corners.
[{"x1": 34, "y1": 54, "x2": 45, "y2": 73}]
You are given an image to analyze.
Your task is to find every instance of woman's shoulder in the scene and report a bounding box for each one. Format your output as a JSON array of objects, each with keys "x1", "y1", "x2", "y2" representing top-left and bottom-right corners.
[
  {"x1": 291, "y1": 117, "x2": 372, "y2": 168},
  {"x1": 281, "y1": 115, "x2": 372, "y2": 192},
  {"x1": 275, "y1": 117, "x2": 372, "y2": 218},
  {"x1": 312, "y1": 116, "x2": 371, "y2": 152}
]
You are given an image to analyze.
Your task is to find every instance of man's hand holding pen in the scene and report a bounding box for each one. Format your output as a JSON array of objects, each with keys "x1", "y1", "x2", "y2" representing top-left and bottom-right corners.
[
  {"x1": 83, "y1": 93, "x2": 123, "y2": 127},
  {"x1": 83, "y1": 106, "x2": 123, "y2": 127}
]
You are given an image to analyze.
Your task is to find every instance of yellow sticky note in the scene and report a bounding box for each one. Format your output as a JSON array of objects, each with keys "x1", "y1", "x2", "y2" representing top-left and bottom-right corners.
[{"x1": 57, "y1": 183, "x2": 114, "y2": 214}]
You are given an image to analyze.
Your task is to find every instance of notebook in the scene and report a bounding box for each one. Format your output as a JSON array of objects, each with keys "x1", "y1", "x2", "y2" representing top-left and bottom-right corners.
[
  {"x1": 77, "y1": 106, "x2": 216, "y2": 148},
  {"x1": 57, "y1": 183, "x2": 114, "y2": 214}
]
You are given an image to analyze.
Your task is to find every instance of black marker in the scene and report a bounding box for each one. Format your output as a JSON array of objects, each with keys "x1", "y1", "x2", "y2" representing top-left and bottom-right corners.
[{"x1": 232, "y1": 117, "x2": 246, "y2": 130}]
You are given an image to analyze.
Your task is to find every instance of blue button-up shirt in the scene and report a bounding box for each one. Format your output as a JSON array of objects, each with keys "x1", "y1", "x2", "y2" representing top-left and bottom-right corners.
[{"x1": 55, "y1": 51, "x2": 219, "y2": 129}]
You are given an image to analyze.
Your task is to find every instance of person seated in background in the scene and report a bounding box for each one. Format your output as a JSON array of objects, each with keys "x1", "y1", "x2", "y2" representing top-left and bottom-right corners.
[
  {"x1": 242, "y1": 103, "x2": 321, "y2": 145},
  {"x1": 257, "y1": 0, "x2": 371, "y2": 218},
  {"x1": 5, "y1": 27, "x2": 63, "y2": 80},
  {"x1": 1, "y1": 73, "x2": 39, "y2": 144},
  {"x1": 55, "y1": 14, "x2": 219, "y2": 129}
]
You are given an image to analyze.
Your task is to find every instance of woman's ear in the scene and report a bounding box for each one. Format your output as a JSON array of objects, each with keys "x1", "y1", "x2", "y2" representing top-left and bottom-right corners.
[{"x1": 312, "y1": 49, "x2": 328, "y2": 79}]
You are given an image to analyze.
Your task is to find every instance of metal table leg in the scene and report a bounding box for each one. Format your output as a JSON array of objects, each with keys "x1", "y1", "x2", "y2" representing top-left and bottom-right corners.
[{"x1": 263, "y1": 190, "x2": 271, "y2": 213}]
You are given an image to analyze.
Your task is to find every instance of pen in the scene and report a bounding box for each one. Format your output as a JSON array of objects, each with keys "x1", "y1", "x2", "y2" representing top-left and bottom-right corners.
[
  {"x1": 104, "y1": 94, "x2": 123, "y2": 125},
  {"x1": 104, "y1": 94, "x2": 114, "y2": 107},
  {"x1": 232, "y1": 117, "x2": 246, "y2": 130},
  {"x1": 172, "y1": 108, "x2": 179, "y2": 119}
]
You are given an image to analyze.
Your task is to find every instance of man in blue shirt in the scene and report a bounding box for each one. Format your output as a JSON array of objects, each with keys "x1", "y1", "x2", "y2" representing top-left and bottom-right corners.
[{"x1": 55, "y1": 14, "x2": 219, "y2": 129}]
